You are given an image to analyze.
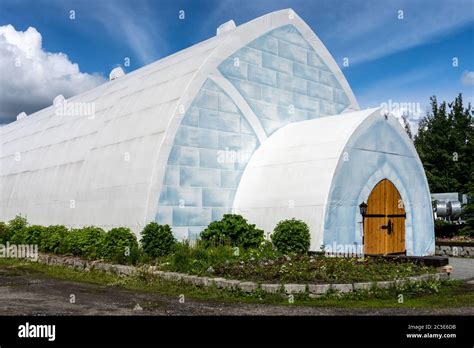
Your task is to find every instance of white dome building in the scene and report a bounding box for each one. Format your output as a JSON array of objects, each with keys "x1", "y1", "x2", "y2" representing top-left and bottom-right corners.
[{"x1": 0, "y1": 9, "x2": 434, "y2": 255}]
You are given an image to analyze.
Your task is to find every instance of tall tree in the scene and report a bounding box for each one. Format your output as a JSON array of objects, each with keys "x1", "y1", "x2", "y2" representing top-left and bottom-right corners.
[{"x1": 414, "y1": 94, "x2": 473, "y2": 193}]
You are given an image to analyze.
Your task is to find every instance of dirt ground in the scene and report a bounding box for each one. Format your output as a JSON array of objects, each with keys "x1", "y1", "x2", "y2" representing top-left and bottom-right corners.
[{"x1": 1, "y1": 265, "x2": 473, "y2": 316}]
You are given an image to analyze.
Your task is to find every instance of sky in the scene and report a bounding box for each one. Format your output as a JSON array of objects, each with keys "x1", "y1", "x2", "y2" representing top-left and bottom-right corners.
[{"x1": 0, "y1": 0, "x2": 473, "y2": 129}]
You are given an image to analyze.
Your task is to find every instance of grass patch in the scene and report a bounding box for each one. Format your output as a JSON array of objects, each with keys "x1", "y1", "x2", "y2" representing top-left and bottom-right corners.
[{"x1": 0, "y1": 258, "x2": 472, "y2": 309}]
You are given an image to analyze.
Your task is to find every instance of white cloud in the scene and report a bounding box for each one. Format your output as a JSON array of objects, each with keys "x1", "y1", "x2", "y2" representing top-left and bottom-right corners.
[
  {"x1": 461, "y1": 70, "x2": 474, "y2": 85},
  {"x1": 0, "y1": 24, "x2": 106, "y2": 124}
]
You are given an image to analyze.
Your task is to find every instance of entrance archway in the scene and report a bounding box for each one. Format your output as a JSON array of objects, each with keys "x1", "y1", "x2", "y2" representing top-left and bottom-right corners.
[{"x1": 364, "y1": 179, "x2": 406, "y2": 255}]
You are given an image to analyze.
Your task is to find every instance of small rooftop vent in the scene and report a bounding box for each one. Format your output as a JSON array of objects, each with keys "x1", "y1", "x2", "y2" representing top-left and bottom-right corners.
[
  {"x1": 216, "y1": 20, "x2": 236, "y2": 36},
  {"x1": 109, "y1": 67, "x2": 125, "y2": 81},
  {"x1": 16, "y1": 112, "x2": 27, "y2": 120}
]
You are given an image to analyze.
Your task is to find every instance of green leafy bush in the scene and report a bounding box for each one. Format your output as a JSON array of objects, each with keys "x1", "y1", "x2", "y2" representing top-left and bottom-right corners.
[
  {"x1": 200, "y1": 214, "x2": 264, "y2": 249},
  {"x1": 64, "y1": 226, "x2": 105, "y2": 259},
  {"x1": 39, "y1": 225, "x2": 68, "y2": 254},
  {"x1": 101, "y1": 227, "x2": 139, "y2": 264},
  {"x1": 434, "y1": 220, "x2": 463, "y2": 238},
  {"x1": 11, "y1": 224, "x2": 45, "y2": 245},
  {"x1": 140, "y1": 222, "x2": 176, "y2": 258},
  {"x1": 271, "y1": 218, "x2": 310, "y2": 254},
  {"x1": 0, "y1": 222, "x2": 10, "y2": 244},
  {"x1": 166, "y1": 241, "x2": 236, "y2": 275},
  {"x1": 7, "y1": 215, "x2": 28, "y2": 243}
]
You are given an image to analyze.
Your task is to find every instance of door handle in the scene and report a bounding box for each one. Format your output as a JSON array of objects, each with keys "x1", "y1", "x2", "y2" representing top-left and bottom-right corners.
[{"x1": 381, "y1": 220, "x2": 393, "y2": 235}]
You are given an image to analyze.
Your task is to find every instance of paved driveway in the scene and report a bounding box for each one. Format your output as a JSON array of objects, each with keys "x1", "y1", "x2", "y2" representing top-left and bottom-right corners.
[{"x1": 449, "y1": 257, "x2": 474, "y2": 281}]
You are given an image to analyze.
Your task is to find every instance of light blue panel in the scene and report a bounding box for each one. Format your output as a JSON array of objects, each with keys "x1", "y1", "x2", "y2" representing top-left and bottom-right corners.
[
  {"x1": 277, "y1": 73, "x2": 307, "y2": 95},
  {"x1": 194, "y1": 89, "x2": 218, "y2": 110},
  {"x1": 159, "y1": 79, "x2": 259, "y2": 235},
  {"x1": 218, "y1": 58, "x2": 248, "y2": 79},
  {"x1": 323, "y1": 118, "x2": 434, "y2": 256},
  {"x1": 261, "y1": 86, "x2": 293, "y2": 106},
  {"x1": 181, "y1": 107, "x2": 199, "y2": 126},
  {"x1": 221, "y1": 170, "x2": 242, "y2": 188},
  {"x1": 212, "y1": 207, "x2": 231, "y2": 221},
  {"x1": 235, "y1": 46, "x2": 262, "y2": 66},
  {"x1": 262, "y1": 53, "x2": 292, "y2": 74},
  {"x1": 319, "y1": 70, "x2": 341, "y2": 88},
  {"x1": 199, "y1": 109, "x2": 241, "y2": 132},
  {"x1": 228, "y1": 78, "x2": 262, "y2": 100},
  {"x1": 278, "y1": 106, "x2": 307, "y2": 122},
  {"x1": 307, "y1": 51, "x2": 329, "y2": 71},
  {"x1": 247, "y1": 100, "x2": 278, "y2": 120},
  {"x1": 203, "y1": 188, "x2": 236, "y2": 206},
  {"x1": 293, "y1": 62, "x2": 319, "y2": 82},
  {"x1": 248, "y1": 35, "x2": 278, "y2": 54},
  {"x1": 163, "y1": 165, "x2": 180, "y2": 185},
  {"x1": 173, "y1": 207, "x2": 212, "y2": 226},
  {"x1": 160, "y1": 186, "x2": 201, "y2": 207},
  {"x1": 308, "y1": 81, "x2": 333, "y2": 101},
  {"x1": 269, "y1": 24, "x2": 312, "y2": 49},
  {"x1": 218, "y1": 24, "x2": 352, "y2": 135},
  {"x1": 278, "y1": 41, "x2": 307, "y2": 64},
  {"x1": 155, "y1": 206, "x2": 172, "y2": 225},
  {"x1": 294, "y1": 94, "x2": 319, "y2": 113},
  {"x1": 188, "y1": 226, "x2": 206, "y2": 240},
  {"x1": 218, "y1": 93, "x2": 240, "y2": 114},
  {"x1": 167, "y1": 146, "x2": 199, "y2": 166},
  {"x1": 320, "y1": 101, "x2": 337, "y2": 115},
  {"x1": 199, "y1": 148, "x2": 235, "y2": 170},
  {"x1": 218, "y1": 132, "x2": 241, "y2": 150},
  {"x1": 174, "y1": 126, "x2": 218, "y2": 149},
  {"x1": 333, "y1": 88, "x2": 350, "y2": 105},
  {"x1": 180, "y1": 167, "x2": 221, "y2": 187},
  {"x1": 240, "y1": 134, "x2": 258, "y2": 152},
  {"x1": 202, "y1": 79, "x2": 221, "y2": 91},
  {"x1": 248, "y1": 65, "x2": 277, "y2": 87}
]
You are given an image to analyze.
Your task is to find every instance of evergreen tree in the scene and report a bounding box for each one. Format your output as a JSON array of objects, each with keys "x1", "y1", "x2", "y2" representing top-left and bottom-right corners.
[{"x1": 414, "y1": 94, "x2": 473, "y2": 193}]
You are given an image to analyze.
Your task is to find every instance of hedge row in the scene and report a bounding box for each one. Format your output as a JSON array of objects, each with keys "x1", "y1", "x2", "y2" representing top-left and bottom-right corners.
[
  {"x1": 0, "y1": 214, "x2": 312, "y2": 265},
  {"x1": 0, "y1": 216, "x2": 176, "y2": 265}
]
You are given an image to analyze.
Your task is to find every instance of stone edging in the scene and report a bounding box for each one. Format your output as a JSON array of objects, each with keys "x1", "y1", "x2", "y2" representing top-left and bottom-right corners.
[
  {"x1": 36, "y1": 253, "x2": 450, "y2": 296},
  {"x1": 435, "y1": 243, "x2": 474, "y2": 258}
]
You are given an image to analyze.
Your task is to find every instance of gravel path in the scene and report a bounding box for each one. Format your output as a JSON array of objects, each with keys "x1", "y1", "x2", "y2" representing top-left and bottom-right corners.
[{"x1": 0, "y1": 265, "x2": 473, "y2": 316}]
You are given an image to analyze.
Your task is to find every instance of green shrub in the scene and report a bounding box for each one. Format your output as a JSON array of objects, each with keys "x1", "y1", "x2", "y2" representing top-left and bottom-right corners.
[
  {"x1": 271, "y1": 218, "x2": 310, "y2": 254},
  {"x1": 0, "y1": 222, "x2": 10, "y2": 244},
  {"x1": 11, "y1": 224, "x2": 45, "y2": 245},
  {"x1": 200, "y1": 214, "x2": 264, "y2": 249},
  {"x1": 7, "y1": 215, "x2": 28, "y2": 243},
  {"x1": 64, "y1": 226, "x2": 105, "y2": 259},
  {"x1": 140, "y1": 222, "x2": 176, "y2": 258},
  {"x1": 434, "y1": 220, "x2": 463, "y2": 238},
  {"x1": 39, "y1": 225, "x2": 68, "y2": 254},
  {"x1": 167, "y1": 241, "x2": 236, "y2": 275},
  {"x1": 101, "y1": 227, "x2": 139, "y2": 264}
]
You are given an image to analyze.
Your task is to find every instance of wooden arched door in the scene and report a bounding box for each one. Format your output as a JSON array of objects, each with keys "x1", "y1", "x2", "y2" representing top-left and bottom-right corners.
[{"x1": 363, "y1": 179, "x2": 406, "y2": 255}]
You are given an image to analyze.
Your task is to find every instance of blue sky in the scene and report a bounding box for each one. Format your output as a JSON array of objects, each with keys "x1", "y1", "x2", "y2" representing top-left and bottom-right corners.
[{"x1": 0, "y1": 0, "x2": 473, "y2": 125}]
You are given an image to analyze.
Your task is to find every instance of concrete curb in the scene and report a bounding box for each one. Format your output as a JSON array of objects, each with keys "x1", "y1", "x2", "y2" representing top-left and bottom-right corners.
[{"x1": 35, "y1": 253, "x2": 448, "y2": 295}]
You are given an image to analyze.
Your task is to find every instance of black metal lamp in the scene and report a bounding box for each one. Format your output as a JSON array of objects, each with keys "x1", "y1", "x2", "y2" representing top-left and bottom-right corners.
[{"x1": 359, "y1": 202, "x2": 368, "y2": 216}]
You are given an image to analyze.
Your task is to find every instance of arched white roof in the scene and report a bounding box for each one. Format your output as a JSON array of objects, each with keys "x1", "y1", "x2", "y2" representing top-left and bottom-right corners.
[{"x1": 0, "y1": 9, "x2": 359, "y2": 233}]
